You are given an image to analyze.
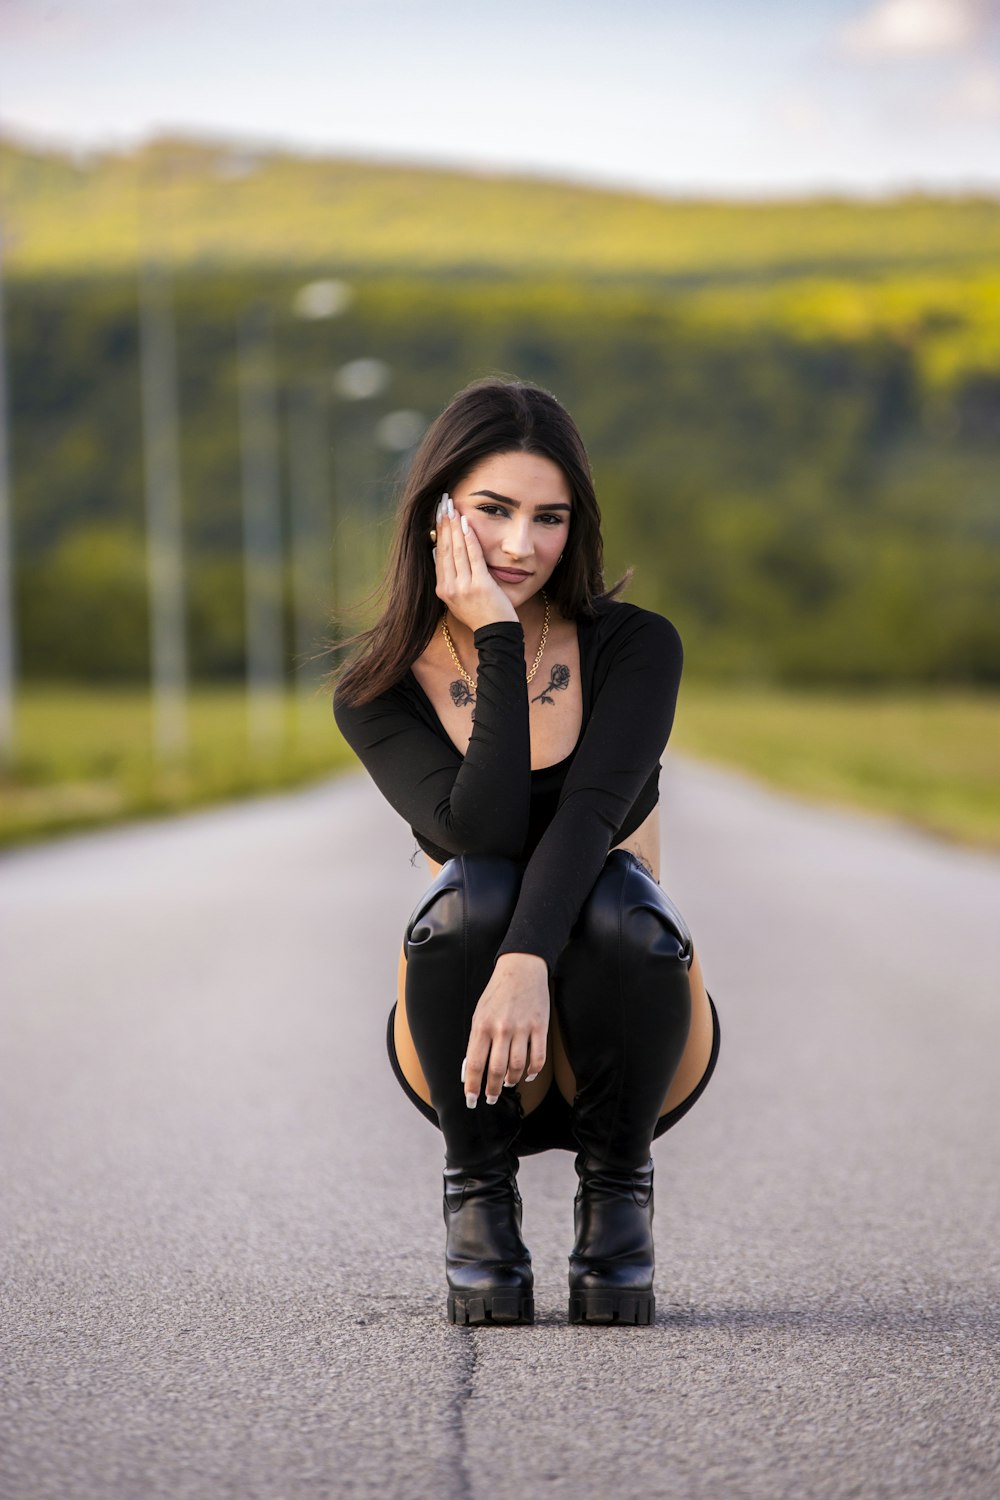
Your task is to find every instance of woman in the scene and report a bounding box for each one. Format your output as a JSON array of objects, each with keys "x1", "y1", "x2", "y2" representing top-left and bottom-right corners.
[{"x1": 331, "y1": 377, "x2": 720, "y2": 1327}]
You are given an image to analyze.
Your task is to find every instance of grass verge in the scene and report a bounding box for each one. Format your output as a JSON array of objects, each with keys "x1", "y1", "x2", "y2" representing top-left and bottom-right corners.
[
  {"x1": 1, "y1": 682, "x2": 997, "y2": 855},
  {"x1": 675, "y1": 682, "x2": 1000, "y2": 853}
]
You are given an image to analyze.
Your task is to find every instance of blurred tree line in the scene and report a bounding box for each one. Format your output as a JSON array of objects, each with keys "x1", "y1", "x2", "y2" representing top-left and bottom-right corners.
[{"x1": 6, "y1": 266, "x2": 999, "y2": 686}]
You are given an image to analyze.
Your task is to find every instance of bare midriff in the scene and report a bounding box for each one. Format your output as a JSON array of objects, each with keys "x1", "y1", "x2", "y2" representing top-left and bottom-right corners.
[{"x1": 393, "y1": 799, "x2": 716, "y2": 1120}]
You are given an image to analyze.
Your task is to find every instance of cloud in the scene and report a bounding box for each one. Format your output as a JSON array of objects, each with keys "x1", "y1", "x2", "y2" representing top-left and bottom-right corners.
[
  {"x1": 0, "y1": 1, "x2": 88, "y2": 45},
  {"x1": 838, "y1": 0, "x2": 998, "y2": 59},
  {"x1": 936, "y1": 61, "x2": 1000, "y2": 117},
  {"x1": 0, "y1": 0, "x2": 200, "y2": 47}
]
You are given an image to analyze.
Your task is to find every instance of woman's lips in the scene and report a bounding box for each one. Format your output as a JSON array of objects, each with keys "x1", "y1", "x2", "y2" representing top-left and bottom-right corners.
[{"x1": 489, "y1": 566, "x2": 531, "y2": 581}]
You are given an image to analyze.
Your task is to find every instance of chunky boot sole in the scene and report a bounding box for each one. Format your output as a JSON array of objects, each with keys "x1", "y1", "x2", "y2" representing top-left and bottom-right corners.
[
  {"x1": 566, "y1": 1152, "x2": 657, "y2": 1326},
  {"x1": 568, "y1": 1288, "x2": 654, "y2": 1325},
  {"x1": 448, "y1": 1289, "x2": 535, "y2": 1326},
  {"x1": 443, "y1": 1149, "x2": 534, "y2": 1327}
]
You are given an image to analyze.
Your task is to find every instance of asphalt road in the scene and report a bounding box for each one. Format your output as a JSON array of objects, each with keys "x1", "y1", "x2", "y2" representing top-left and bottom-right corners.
[{"x1": 2, "y1": 756, "x2": 998, "y2": 1500}]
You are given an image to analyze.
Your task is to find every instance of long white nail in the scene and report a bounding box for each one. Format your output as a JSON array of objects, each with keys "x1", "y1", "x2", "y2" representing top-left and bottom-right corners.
[
  {"x1": 525, "y1": 1072, "x2": 538, "y2": 1082},
  {"x1": 460, "y1": 1057, "x2": 467, "y2": 1083},
  {"x1": 486, "y1": 1093, "x2": 499, "y2": 1105},
  {"x1": 465, "y1": 1092, "x2": 478, "y2": 1109},
  {"x1": 447, "y1": 496, "x2": 455, "y2": 519},
  {"x1": 460, "y1": 515, "x2": 469, "y2": 534}
]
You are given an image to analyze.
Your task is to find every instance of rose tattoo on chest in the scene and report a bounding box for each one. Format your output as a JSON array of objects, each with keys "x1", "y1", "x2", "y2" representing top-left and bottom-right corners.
[
  {"x1": 451, "y1": 663, "x2": 572, "y2": 721},
  {"x1": 530, "y1": 663, "x2": 571, "y2": 705}
]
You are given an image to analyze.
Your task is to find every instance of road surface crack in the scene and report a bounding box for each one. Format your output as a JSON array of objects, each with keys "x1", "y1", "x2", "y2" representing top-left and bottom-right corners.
[{"x1": 448, "y1": 1331, "x2": 478, "y2": 1500}]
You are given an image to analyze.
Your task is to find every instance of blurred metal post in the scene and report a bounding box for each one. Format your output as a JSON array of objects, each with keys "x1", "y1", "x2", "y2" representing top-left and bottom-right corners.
[
  {"x1": 0, "y1": 213, "x2": 16, "y2": 764},
  {"x1": 331, "y1": 358, "x2": 391, "y2": 615},
  {"x1": 237, "y1": 304, "x2": 284, "y2": 755},
  {"x1": 138, "y1": 260, "x2": 189, "y2": 759},
  {"x1": 286, "y1": 377, "x2": 332, "y2": 705},
  {"x1": 289, "y1": 279, "x2": 352, "y2": 676}
]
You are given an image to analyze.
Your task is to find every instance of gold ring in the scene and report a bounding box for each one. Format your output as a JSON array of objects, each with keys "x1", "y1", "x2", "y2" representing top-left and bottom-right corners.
[{"x1": 429, "y1": 528, "x2": 437, "y2": 542}]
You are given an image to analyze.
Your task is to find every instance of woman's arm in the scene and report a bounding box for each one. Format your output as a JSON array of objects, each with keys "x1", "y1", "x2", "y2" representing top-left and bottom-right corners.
[
  {"x1": 494, "y1": 608, "x2": 683, "y2": 974},
  {"x1": 332, "y1": 619, "x2": 533, "y2": 858}
]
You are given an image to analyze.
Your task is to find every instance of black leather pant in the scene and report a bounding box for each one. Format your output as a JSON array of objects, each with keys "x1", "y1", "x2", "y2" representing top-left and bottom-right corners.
[{"x1": 391, "y1": 848, "x2": 720, "y2": 1166}]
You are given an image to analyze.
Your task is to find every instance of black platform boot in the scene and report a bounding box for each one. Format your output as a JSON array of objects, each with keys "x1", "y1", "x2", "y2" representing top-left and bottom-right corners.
[
  {"x1": 553, "y1": 851, "x2": 693, "y2": 1325},
  {"x1": 567, "y1": 1151, "x2": 657, "y2": 1325},
  {"x1": 404, "y1": 854, "x2": 534, "y2": 1326},
  {"x1": 442, "y1": 1096, "x2": 533, "y2": 1326}
]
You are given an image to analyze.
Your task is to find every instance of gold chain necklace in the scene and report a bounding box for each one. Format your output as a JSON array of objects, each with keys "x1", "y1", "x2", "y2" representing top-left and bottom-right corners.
[{"x1": 440, "y1": 590, "x2": 550, "y2": 691}]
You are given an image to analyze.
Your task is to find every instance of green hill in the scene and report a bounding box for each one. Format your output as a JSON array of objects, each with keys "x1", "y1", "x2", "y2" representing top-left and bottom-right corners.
[{"x1": 3, "y1": 132, "x2": 1000, "y2": 280}]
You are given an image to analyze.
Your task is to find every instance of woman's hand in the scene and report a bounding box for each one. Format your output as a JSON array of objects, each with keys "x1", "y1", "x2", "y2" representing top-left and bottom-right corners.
[
  {"x1": 434, "y1": 492, "x2": 518, "y2": 634},
  {"x1": 462, "y1": 953, "x2": 549, "y2": 1106}
]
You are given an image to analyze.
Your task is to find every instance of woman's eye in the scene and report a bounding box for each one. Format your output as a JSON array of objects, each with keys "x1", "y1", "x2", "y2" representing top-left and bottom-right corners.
[{"x1": 478, "y1": 504, "x2": 562, "y2": 525}]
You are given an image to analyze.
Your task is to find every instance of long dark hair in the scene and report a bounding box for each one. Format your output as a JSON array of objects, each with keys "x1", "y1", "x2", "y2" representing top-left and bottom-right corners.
[{"x1": 326, "y1": 376, "x2": 632, "y2": 709}]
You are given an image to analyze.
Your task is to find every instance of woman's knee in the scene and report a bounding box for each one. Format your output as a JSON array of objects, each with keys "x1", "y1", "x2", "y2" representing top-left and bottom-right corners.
[
  {"x1": 558, "y1": 849, "x2": 694, "y2": 979},
  {"x1": 404, "y1": 853, "x2": 524, "y2": 958}
]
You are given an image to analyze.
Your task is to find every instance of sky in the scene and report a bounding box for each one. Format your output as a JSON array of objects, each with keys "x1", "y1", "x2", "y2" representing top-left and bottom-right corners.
[{"x1": 1, "y1": 0, "x2": 999, "y2": 196}]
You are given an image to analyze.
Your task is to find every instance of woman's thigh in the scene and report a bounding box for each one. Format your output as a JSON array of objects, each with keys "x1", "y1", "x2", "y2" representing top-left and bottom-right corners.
[
  {"x1": 394, "y1": 938, "x2": 714, "y2": 1119},
  {"x1": 527, "y1": 944, "x2": 713, "y2": 1113}
]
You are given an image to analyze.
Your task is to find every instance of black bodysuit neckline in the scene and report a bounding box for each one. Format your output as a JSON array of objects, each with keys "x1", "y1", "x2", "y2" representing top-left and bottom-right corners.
[{"x1": 405, "y1": 614, "x2": 590, "y2": 775}]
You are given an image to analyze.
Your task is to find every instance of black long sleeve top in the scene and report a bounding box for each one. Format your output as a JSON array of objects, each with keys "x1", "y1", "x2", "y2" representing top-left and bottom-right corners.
[{"x1": 332, "y1": 597, "x2": 683, "y2": 976}]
